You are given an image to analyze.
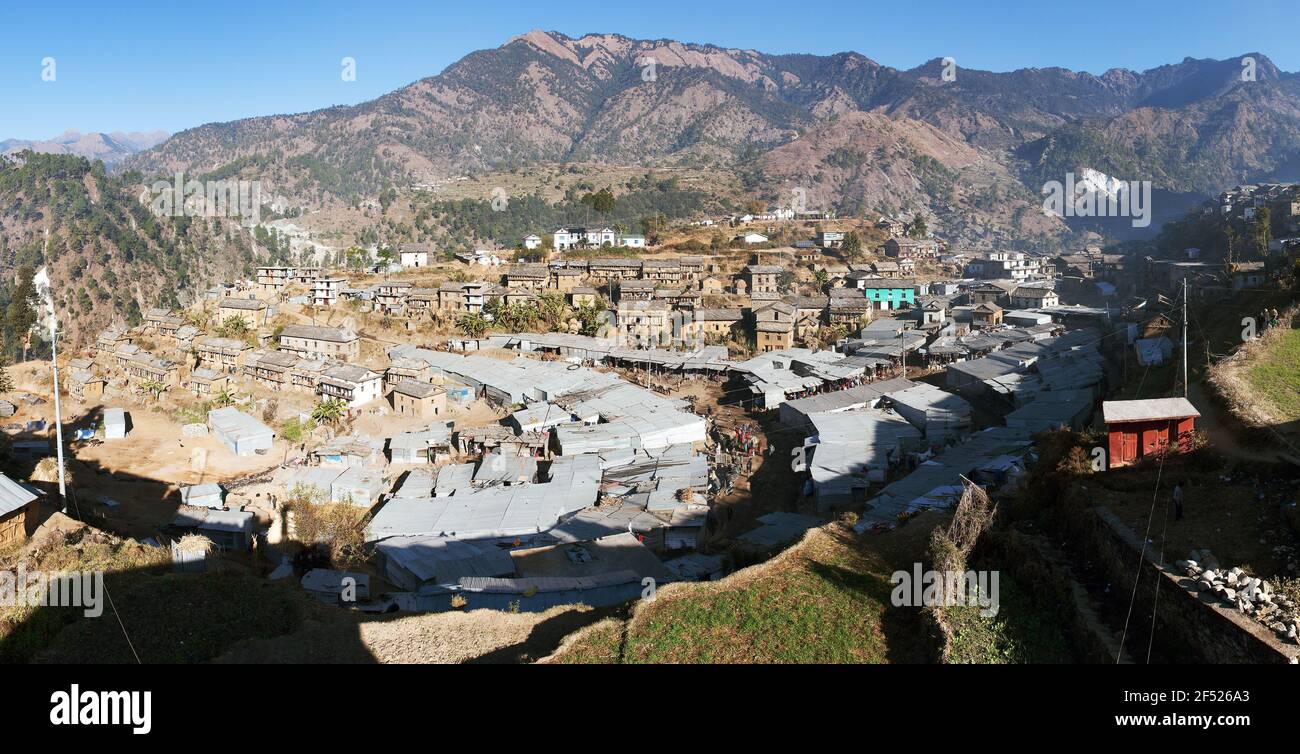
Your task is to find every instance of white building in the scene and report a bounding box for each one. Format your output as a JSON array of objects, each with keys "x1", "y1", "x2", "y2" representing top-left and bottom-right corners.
[
  {"x1": 399, "y1": 243, "x2": 430, "y2": 268},
  {"x1": 311, "y1": 277, "x2": 344, "y2": 307},
  {"x1": 317, "y1": 365, "x2": 383, "y2": 410},
  {"x1": 585, "y1": 227, "x2": 616, "y2": 247},
  {"x1": 553, "y1": 227, "x2": 585, "y2": 251},
  {"x1": 966, "y1": 251, "x2": 1042, "y2": 282},
  {"x1": 616, "y1": 234, "x2": 646, "y2": 248},
  {"x1": 522, "y1": 235, "x2": 542, "y2": 250}
]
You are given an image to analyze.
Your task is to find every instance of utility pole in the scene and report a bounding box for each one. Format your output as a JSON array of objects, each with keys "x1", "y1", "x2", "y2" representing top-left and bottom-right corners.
[
  {"x1": 51, "y1": 326, "x2": 66, "y2": 509},
  {"x1": 35, "y1": 268, "x2": 67, "y2": 510},
  {"x1": 899, "y1": 327, "x2": 906, "y2": 380},
  {"x1": 1182, "y1": 276, "x2": 1189, "y2": 398}
]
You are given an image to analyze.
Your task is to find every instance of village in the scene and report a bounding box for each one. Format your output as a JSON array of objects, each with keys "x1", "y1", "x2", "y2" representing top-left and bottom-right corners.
[{"x1": 1, "y1": 188, "x2": 1298, "y2": 617}]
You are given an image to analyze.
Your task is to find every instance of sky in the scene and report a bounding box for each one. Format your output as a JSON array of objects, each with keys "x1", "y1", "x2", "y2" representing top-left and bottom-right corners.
[{"x1": 0, "y1": 0, "x2": 1294, "y2": 139}]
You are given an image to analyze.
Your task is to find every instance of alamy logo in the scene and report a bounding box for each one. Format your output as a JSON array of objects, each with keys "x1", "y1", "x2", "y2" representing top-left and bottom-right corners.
[
  {"x1": 891, "y1": 563, "x2": 1000, "y2": 617},
  {"x1": 50, "y1": 685, "x2": 151, "y2": 735},
  {"x1": 144, "y1": 172, "x2": 262, "y2": 223},
  {"x1": 0, "y1": 566, "x2": 103, "y2": 617},
  {"x1": 1041, "y1": 170, "x2": 1151, "y2": 228}
]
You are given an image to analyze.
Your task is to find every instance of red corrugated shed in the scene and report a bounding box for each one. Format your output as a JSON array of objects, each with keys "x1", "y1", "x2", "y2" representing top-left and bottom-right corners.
[{"x1": 1102, "y1": 398, "x2": 1200, "y2": 468}]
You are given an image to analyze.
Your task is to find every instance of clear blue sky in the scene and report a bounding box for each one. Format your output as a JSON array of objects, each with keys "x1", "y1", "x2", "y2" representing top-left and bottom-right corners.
[{"x1": 0, "y1": 0, "x2": 1292, "y2": 139}]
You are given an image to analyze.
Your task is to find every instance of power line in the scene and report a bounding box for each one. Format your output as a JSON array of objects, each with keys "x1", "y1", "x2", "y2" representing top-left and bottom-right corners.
[
  {"x1": 1116, "y1": 428, "x2": 1170, "y2": 664},
  {"x1": 1146, "y1": 487, "x2": 1172, "y2": 664}
]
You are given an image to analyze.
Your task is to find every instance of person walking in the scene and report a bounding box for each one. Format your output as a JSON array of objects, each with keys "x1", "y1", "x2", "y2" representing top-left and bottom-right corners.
[{"x1": 1172, "y1": 482, "x2": 1184, "y2": 522}]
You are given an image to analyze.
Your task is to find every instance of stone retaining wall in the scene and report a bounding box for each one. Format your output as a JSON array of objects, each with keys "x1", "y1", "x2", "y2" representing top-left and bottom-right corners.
[{"x1": 1060, "y1": 503, "x2": 1297, "y2": 664}]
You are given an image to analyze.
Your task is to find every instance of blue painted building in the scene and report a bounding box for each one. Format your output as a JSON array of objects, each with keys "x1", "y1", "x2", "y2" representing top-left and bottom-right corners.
[{"x1": 855, "y1": 277, "x2": 916, "y2": 310}]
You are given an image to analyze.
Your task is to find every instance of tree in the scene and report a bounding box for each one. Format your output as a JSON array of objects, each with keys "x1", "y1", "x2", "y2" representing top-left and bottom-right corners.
[
  {"x1": 777, "y1": 270, "x2": 798, "y2": 293},
  {"x1": 212, "y1": 388, "x2": 236, "y2": 408},
  {"x1": 280, "y1": 416, "x2": 316, "y2": 443},
  {"x1": 5, "y1": 266, "x2": 40, "y2": 362},
  {"x1": 842, "y1": 231, "x2": 862, "y2": 257},
  {"x1": 536, "y1": 293, "x2": 567, "y2": 331},
  {"x1": 582, "y1": 187, "x2": 616, "y2": 215},
  {"x1": 456, "y1": 311, "x2": 490, "y2": 338},
  {"x1": 216, "y1": 315, "x2": 250, "y2": 339},
  {"x1": 139, "y1": 378, "x2": 167, "y2": 400},
  {"x1": 379, "y1": 186, "x2": 398, "y2": 214},
  {"x1": 283, "y1": 484, "x2": 367, "y2": 567},
  {"x1": 499, "y1": 301, "x2": 539, "y2": 331},
  {"x1": 812, "y1": 268, "x2": 830, "y2": 293},
  {"x1": 311, "y1": 398, "x2": 348, "y2": 428},
  {"x1": 0, "y1": 353, "x2": 12, "y2": 393},
  {"x1": 909, "y1": 213, "x2": 928, "y2": 239},
  {"x1": 639, "y1": 213, "x2": 668, "y2": 244},
  {"x1": 1251, "y1": 208, "x2": 1272, "y2": 258},
  {"x1": 574, "y1": 301, "x2": 606, "y2": 337}
]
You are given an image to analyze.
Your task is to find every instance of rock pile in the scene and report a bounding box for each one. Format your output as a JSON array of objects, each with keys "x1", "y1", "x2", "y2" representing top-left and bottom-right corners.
[{"x1": 1176, "y1": 549, "x2": 1299, "y2": 644}]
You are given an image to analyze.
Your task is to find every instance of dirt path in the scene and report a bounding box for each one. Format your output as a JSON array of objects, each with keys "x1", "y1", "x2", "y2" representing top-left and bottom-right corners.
[{"x1": 1186, "y1": 381, "x2": 1282, "y2": 463}]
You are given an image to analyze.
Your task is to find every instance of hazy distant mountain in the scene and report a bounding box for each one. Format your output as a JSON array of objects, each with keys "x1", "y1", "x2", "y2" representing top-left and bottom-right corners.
[
  {"x1": 2, "y1": 129, "x2": 170, "y2": 164},
  {"x1": 125, "y1": 31, "x2": 1300, "y2": 242}
]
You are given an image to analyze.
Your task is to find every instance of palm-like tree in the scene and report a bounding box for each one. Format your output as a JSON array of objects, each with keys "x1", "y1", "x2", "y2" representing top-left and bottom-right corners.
[
  {"x1": 537, "y1": 293, "x2": 567, "y2": 331},
  {"x1": 212, "y1": 388, "x2": 236, "y2": 408},
  {"x1": 456, "y1": 311, "x2": 490, "y2": 338},
  {"x1": 139, "y1": 378, "x2": 167, "y2": 400},
  {"x1": 311, "y1": 397, "x2": 348, "y2": 428}
]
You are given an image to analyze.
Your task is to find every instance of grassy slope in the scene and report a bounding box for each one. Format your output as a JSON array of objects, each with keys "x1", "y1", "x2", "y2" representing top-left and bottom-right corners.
[
  {"x1": 1245, "y1": 327, "x2": 1300, "y2": 422},
  {"x1": 944, "y1": 575, "x2": 1074, "y2": 664},
  {"x1": 547, "y1": 519, "x2": 941, "y2": 664}
]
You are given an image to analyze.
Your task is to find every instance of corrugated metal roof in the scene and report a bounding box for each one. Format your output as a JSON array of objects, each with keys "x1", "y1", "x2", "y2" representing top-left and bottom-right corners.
[
  {"x1": 1102, "y1": 398, "x2": 1201, "y2": 423},
  {"x1": 0, "y1": 473, "x2": 39, "y2": 517},
  {"x1": 375, "y1": 537, "x2": 514, "y2": 585}
]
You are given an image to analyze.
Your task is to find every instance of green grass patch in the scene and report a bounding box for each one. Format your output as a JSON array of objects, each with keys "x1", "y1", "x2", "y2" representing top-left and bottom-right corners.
[
  {"x1": 553, "y1": 521, "x2": 939, "y2": 664},
  {"x1": 945, "y1": 574, "x2": 1074, "y2": 664},
  {"x1": 1244, "y1": 328, "x2": 1300, "y2": 422}
]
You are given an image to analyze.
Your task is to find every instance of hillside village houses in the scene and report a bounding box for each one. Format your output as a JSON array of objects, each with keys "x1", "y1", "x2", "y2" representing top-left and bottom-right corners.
[
  {"x1": 317, "y1": 364, "x2": 384, "y2": 409},
  {"x1": 55, "y1": 189, "x2": 1292, "y2": 616},
  {"x1": 256, "y1": 265, "x2": 295, "y2": 292},
  {"x1": 218, "y1": 297, "x2": 268, "y2": 328},
  {"x1": 389, "y1": 379, "x2": 447, "y2": 419},
  {"x1": 965, "y1": 250, "x2": 1044, "y2": 281},
  {"x1": 884, "y1": 237, "x2": 940, "y2": 260},
  {"x1": 194, "y1": 336, "x2": 252, "y2": 374},
  {"x1": 311, "y1": 276, "x2": 345, "y2": 307},
  {"x1": 279, "y1": 324, "x2": 361, "y2": 361}
]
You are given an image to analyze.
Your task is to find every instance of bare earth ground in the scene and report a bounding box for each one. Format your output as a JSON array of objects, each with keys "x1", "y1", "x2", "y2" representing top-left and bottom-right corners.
[
  {"x1": 6, "y1": 364, "x2": 284, "y2": 537},
  {"x1": 215, "y1": 605, "x2": 609, "y2": 664},
  {"x1": 1090, "y1": 455, "x2": 1300, "y2": 581}
]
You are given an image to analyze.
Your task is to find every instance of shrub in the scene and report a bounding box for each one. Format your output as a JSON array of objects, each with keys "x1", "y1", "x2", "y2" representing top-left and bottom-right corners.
[{"x1": 284, "y1": 486, "x2": 367, "y2": 568}]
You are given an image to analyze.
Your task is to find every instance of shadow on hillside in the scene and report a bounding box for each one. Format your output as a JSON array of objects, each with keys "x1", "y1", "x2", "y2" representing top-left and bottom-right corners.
[
  {"x1": 465, "y1": 605, "x2": 623, "y2": 664},
  {"x1": 816, "y1": 522, "x2": 938, "y2": 663},
  {"x1": 0, "y1": 403, "x2": 383, "y2": 665}
]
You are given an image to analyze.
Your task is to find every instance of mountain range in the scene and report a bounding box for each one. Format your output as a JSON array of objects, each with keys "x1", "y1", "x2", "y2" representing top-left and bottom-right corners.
[
  {"x1": 1, "y1": 129, "x2": 170, "y2": 165},
  {"x1": 89, "y1": 33, "x2": 1300, "y2": 246},
  {"x1": 5, "y1": 31, "x2": 1298, "y2": 343}
]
